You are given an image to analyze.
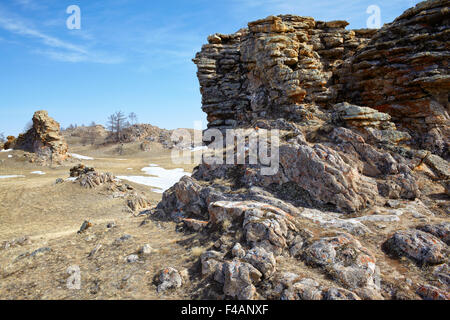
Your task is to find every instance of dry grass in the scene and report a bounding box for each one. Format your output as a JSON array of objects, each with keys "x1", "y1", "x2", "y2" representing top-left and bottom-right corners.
[{"x1": 0, "y1": 140, "x2": 203, "y2": 299}]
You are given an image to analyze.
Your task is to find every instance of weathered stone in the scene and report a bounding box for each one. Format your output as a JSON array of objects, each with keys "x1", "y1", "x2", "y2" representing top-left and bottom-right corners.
[
  {"x1": 303, "y1": 233, "x2": 378, "y2": 289},
  {"x1": 417, "y1": 222, "x2": 450, "y2": 245},
  {"x1": 385, "y1": 229, "x2": 447, "y2": 265},
  {"x1": 416, "y1": 284, "x2": 450, "y2": 300},
  {"x1": 12, "y1": 110, "x2": 68, "y2": 164},
  {"x1": 221, "y1": 259, "x2": 262, "y2": 300},
  {"x1": 157, "y1": 267, "x2": 183, "y2": 292},
  {"x1": 281, "y1": 278, "x2": 323, "y2": 300},
  {"x1": 242, "y1": 246, "x2": 277, "y2": 279}
]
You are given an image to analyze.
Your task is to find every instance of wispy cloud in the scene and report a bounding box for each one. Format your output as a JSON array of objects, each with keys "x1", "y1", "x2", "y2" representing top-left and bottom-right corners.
[{"x1": 0, "y1": 9, "x2": 123, "y2": 64}]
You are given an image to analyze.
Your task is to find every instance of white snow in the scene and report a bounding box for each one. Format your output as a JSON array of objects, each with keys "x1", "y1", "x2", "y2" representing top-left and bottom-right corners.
[
  {"x1": 126, "y1": 168, "x2": 133, "y2": 170},
  {"x1": 117, "y1": 164, "x2": 190, "y2": 193},
  {"x1": 190, "y1": 146, "x2": 208, "y2": 152},
  {"x1": 0, "y1": 175, "x2": 25, "y2": 179},
  {"x1": 31, "y1": 171, "x2": 46, "y2": 175},
  {"x1": 8, "y1": 155, "x2": 12, "y2": 158},
  {"x1": 68, "y1": 153, "x2": 94, "y2": 160},
  {"x1": 65, "y1": 177, "x2": 77, "y2": 182},
  {"x1": 0, "y1": 149, "x2": 13, "y2": 152}
]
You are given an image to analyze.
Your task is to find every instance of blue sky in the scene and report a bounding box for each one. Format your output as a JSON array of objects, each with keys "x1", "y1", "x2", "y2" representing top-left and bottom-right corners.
[{"x1": 0, "y1": 0, "x2": 422, "y2": 135}]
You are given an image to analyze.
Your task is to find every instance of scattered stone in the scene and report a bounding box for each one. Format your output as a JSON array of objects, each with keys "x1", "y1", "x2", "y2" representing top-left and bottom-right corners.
[
  {"x1": 30, "y1": 247, "x2": 51, "y2": 257},
  {"x1": 126, "y1": 254, "x2": 139, "y2": 263},
  {"x1": 88, "y1": 244, "x2": 102, "y2": 259},
  {"x1": 139, "y1": 244, "x2": 153, "y2": 255},
  {"x1": 114, "y1": 235, "x2": 132, "y2": 245},
  {"x1": 157, "y1": 267, "x2": 183, "y2": 293},
  {"x1": 77, "y1": 221, "x2": 93, "y2": 234},
  {"x1": 1, "y1": 236, "x2": 31, "y2": 250}
]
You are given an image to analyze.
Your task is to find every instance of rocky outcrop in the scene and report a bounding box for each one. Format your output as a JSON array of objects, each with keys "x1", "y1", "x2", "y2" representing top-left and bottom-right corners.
[
  {"x1": 155, "y1": 0, "x2": 450, "y2": 301},
  {"x1": 12, "y1": 110, "x2": 69, "y2": 164}
]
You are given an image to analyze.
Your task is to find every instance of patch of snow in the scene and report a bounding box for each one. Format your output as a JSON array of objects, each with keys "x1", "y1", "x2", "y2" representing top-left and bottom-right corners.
[
  {"x1": 31, "y1": 171, "x2": 46, "y2": 175},
  {"x1": 0, "y1": 175, "x2": 25, "y2": 179},
  {"x1": 190, "y1": 146, "x2": 208, "y2": 152},
  {"x1": 0, "y1": 149, "x2": 13, "y2": 152},
  {"x1": 117, "y1": 164, "x2": 191, "y2": 193},
  {"x1": 127, "y1": 168, "x2": 133, "y2": 170},
  {"x1": 68, "y1": 153, "x2": 94, "y2": 160},
  {"x1": 65, "y1": 177, "x2": 77, "y2": 182},
  {"x1": 8, "y1": 155, "x2": 12, "y2": 158},
  {"x1": 116, "y1": 159, "x2": 128, "y2": 161}
]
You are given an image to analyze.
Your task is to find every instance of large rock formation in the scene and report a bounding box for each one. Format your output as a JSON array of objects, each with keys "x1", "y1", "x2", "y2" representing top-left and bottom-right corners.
[
  {"x1": 12, "y1": 111, "x2": 69, "y2": 164},
  {"x1": 155, "y1": 0, "x2": 449, "y2": 300}
]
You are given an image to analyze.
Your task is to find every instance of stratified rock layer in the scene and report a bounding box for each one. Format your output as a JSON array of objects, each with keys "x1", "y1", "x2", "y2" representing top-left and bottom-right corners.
[{"x1": 336, "y1": 0, "x2": 450, "y2": 157}]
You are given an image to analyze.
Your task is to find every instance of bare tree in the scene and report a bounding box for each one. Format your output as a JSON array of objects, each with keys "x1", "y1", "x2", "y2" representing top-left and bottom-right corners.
[
  {"x1": 129, "y1": 112, "x2": 138, "y2": 125},
  {"x1": 0, "y1": 132, "x2": 5, "y2": 144},
  {"x1": 107, "y1": 111, "x2": 128, "y2": 142}
]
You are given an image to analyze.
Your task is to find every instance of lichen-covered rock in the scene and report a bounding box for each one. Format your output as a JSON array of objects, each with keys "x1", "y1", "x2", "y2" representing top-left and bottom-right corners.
[
  {"x1": 303, "y1": 233, "x2": 378, "y2": 290},
  {"x1": 322, "y1": 287, "x2": 361, "y2": 300},
  {"x1": 281, "y1": 278, "x2": 323, "y2": 300},
  {"x1": 221, "y1": 259, "x2": 262, "y2": 300},
  {"x1": 157, "y1": 267, "x2": 183, "y2": 293},
  {"x1": 417, "y1": 223, "x2": 450, "y2": 245},
  {"x1": 242, "y1": 246, "x2": 277, "y2": 279},
  {"x1": 385, "y1": 229, "x2": 447, "y2": 265},
  {"x1": 416, "y1": 284, "x2": 450, "y2": 300}
]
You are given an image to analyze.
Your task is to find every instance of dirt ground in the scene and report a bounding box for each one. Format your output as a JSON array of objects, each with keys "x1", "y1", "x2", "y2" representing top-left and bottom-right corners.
[{"x1": 0, "y1": 140, "x2": 211, "y2": 300}]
